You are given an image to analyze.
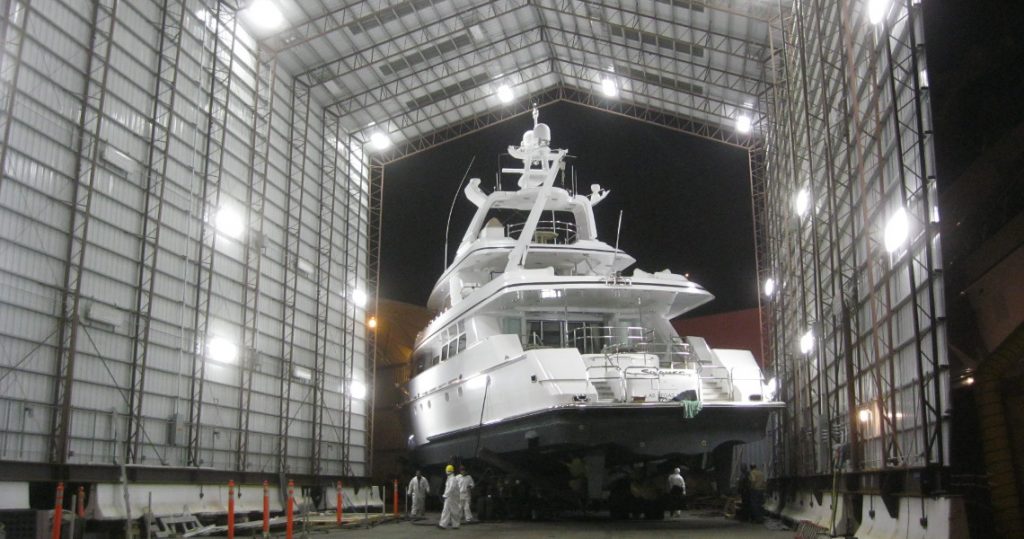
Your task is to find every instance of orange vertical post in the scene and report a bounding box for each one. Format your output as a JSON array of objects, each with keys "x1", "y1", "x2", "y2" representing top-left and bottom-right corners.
[
  {"x1": 286, "y1": 479, "x2": 294, "y2": 539},
  {"x1": 336, "y1": 480, "x2": 343, "y2": 525},
  {"x1": 227, "y1": 480, "x2": 235, "y2": 539},
  {"x1": 51, "y1": 482, "x2": 63, "y2": 539},
  {"x1": 392, "y1": 479, "x2": 399, "y2": 517},
  {"x1": 76, "y1": 485, "x2": 85, "y2": 518},
  {"x1": 261, "y1": 480, "x2": 269, "y2": 537}
]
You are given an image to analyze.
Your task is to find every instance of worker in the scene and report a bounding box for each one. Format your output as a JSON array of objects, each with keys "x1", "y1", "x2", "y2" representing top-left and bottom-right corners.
[
  {"x1": 407, "y1": 470, "x2": 430, "y2": 519},
  {"x1": 439, "y1": 464, "x2": 462, "y2": 529},
  {"x1": 667, "y1": 467, "x2": 687, "y2": 518},
  {"x1": 748, "y1": 463, "x2": 766, "y2": 523},
  {"x1": 458, "y1": 465, "x2": 476, "y2": 522}
]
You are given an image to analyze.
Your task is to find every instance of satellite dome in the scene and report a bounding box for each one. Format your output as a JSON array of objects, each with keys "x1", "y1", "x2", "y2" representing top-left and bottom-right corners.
[
  {"x1": 521, "y1": 129, "x2": 537, "y2": 148},
  {"x1": 533, "y1": 123, "x2": 551, "y2": 145}
]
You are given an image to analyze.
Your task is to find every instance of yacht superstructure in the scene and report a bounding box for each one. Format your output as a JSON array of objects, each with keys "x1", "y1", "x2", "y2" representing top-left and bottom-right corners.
[{"x1": 405, "y1": 111, "x2": 780, "y2": 493}]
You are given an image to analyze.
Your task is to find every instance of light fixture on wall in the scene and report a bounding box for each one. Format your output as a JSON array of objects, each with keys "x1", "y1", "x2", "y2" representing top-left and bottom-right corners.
[
  {"x1": 799, "y1": 329, "x2": 814, "y2": 355},
  {"x1": 867, "y1": 0, "x2": 889, "y2": 25},
  {"x1": 884, "y1": 206, "x2": 909, "y2": 253},
  {"x1": 350, "y1": 380, "x2": 367, "y2": 400},
  {"x1": 763, "y1": 277, "x2": 776, "y2": 298},
  {"x1": 215, "y1": 205, "x2": 245, "y2": 239},
  {"x1": 207, "y1": 336, "x2": 238, "y2": 364}
]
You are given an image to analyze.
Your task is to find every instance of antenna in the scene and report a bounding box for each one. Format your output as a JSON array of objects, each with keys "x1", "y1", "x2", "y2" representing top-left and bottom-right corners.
[
  {"x1": 443, "y1": 156, "x2": 476, "y2": 269},
  {"x1": 610, "y1": 210, "x2": 623, "y2": 277}
]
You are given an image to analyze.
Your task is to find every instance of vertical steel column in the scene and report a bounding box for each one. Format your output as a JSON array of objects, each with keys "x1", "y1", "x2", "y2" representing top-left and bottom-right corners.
[
  {"x1": 883, "y1": 0, "x2": 945, "y2": 470},
  {"x1": 187, "y1": 2, "x2": 238, "y2": 468},
  {"x1": 366, "y1": 162, "x2": 385, "y2": 476},
  {"x1": 51, "y1": 0, "x2": 119, "y2": 466},
  {"x1": 237, "y1": 48, "x2": 277, "y2": 472},
  {"x1": 311, "y1": 111, "x2": 340, "y2": 476},
  {"x1": 0, "y1": 0, "x2": 31, "y2": 194},
  {"x1": 278, "y1": 77, "x2": 311, "y2": 474},
  {"x1": 337, "y1": 137, "x2": 354, "y2": 476},
  {"x1": 127, "y1": 0, "x2": 186, "y2": 466}
]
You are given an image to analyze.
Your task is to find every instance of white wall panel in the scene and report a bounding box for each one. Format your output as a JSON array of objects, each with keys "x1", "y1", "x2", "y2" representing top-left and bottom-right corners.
[{"x1": 0, "y1": 0, "x2": 371, "y2": 478}]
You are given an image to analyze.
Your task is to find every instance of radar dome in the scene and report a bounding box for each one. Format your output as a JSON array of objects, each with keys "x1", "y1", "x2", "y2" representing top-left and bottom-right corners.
[
  {"x1": 533, "y1": 123, "x2": 551, "y2": 145},
  {"x1": 521, "y1": 129, "x2": 537, "y2": 148}
]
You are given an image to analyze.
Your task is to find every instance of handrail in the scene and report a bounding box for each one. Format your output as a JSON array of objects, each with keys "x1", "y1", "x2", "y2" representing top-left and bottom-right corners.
[{"x1": 505, "y1": 219, "x2": 578, "y2": 244}]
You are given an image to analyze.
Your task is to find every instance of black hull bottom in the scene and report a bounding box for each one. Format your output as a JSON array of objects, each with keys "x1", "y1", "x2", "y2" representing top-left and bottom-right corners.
[{"x1": 413, "y1": 403, "x2": 779, "y2": 467}]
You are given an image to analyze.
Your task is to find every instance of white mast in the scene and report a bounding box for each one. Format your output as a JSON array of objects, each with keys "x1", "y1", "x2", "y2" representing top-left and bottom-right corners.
[{"x1": 502, "y1": 108, "x2": 567, "y2": 272}]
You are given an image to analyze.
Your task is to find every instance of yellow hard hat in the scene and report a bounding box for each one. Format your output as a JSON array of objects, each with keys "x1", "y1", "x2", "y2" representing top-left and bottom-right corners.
[{"x1": 445, "y1": 464, "x2": 455, "y2": 473}]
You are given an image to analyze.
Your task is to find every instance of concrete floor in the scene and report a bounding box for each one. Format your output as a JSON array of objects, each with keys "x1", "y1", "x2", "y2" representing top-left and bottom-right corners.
[{"x1": 296, "y1": 511, "x2": 792, "y2": 538}]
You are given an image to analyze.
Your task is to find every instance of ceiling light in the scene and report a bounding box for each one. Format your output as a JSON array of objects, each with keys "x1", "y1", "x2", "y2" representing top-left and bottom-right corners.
[
  {"x1": 350, "y1": 380, "x2": 367, "y2": 400},
  {"x1": 370, "y1": 132, "x2": 391, "y2": 151},
  {"x1": 867, "y1": 0, "x2": 888, "y2": 25},
  {"x1": 496, "y1": 84, "x2": 514, "y2": 103},
  {"x1": 246, "y1": 0, "x2": 283, "y2": 30},
  {"x1": 799, "y1": 330, "x2": 814, "y2": 354},
  {"x1": 795, "y1": 188, "x2": 810, "y2": 217},
  {"x1": 884, "y1": 207, "x2": 909, "y2": 253},
  {"x1": 207, "y1": 337, "x2": 238, "y2": 364},
  {"x1": 763, "y1": 277, "x2": 776, "y2": 298},
  {"x1": 735, "y1": 115, "x2": 752, "y2": 134},
  {"x1": 215, "y1": 206, "x2": 245, "y2": 239},
  {"x1": 601, "y1": 78, "x2": 618, "y2": 97}
]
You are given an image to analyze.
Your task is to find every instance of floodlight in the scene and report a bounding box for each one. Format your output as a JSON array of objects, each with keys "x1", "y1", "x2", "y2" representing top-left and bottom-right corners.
[
  {"x1": 867, "y1": 0, "x2": 888, "y2": 25},
  {"x1": 370, "y1": 132, "x2": 391, "y2": 150},
  {"x1": 735, "y1": 115, "x2": 752, "y2": 134},
  {"x1": 763, "y1": 277, "x2": 776, "y2": 298},
  {"x1": 351, "y1": 288, "x2": 367, "y2": 307},
  {"x1": 247, "y1": 0, "x2": 283, "y2": 30},
  {"x1": 367, "y1": 316, "x2": 378, "y2": 329},
  {"x1": 350, "y1": 380, "x2": 367, "y2": 399},
  {"x1": 601, "y1": 78, "x2": 618, "y2": 97},
  {"x1": 858, "y1": 409, "x2": 872, "y2": 423},
  {"x1": 207, "y1": 337, "x2": 238, "y2": 364},
  {"x1": 215, "y1": 206, "x2": 245, "y2": 239},
  {"x1": 799, "y1": 330, "x2": 814, "y2": 354},
  {"x1": 884, "y1": 207, "x2": 909, "y2": 253},
  {"x1": 795, "y1": 188, "x2": 810, "y2": 217},
  {"x1": 497, "y1": 84, "x2": 514, "y2": 103}
]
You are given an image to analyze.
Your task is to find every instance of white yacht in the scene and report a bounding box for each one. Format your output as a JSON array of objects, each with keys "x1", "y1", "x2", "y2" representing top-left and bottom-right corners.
[{"x1": 406, "y1": 111, "x2": 780, "y2": 488}]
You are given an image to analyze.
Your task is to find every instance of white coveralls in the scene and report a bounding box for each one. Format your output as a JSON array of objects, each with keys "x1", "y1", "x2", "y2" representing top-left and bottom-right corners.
[
  {"x1": 407, "y1": 475, "x2": 430, "y2": 517},
  {"x1": 458, "y1": 473, "x2": 475, "y2": 522},
  {"x1": 667, "y1": 471, "x2": 687, "y2": 517},
  {"x1": 439, "y1": 472, "x2": 462, "y2": 528}
]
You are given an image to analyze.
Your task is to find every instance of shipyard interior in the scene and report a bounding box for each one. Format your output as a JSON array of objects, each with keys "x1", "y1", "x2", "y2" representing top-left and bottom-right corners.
[{"x1": 0, "y1": 0, "x2": 1019, "y2": 538}]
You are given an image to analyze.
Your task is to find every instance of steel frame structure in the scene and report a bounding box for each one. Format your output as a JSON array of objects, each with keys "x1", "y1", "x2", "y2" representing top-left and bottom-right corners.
[{"x1": 760, "y1": 0, "x2": 947, "y2": 498}]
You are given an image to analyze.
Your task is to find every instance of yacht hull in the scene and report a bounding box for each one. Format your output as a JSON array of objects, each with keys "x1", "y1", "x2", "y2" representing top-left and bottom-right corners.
[{"x1": 412, "y1": 401, "x2": 782, "y2": 466}]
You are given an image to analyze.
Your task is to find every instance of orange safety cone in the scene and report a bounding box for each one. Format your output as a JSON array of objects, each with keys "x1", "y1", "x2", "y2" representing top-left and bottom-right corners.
[
  {"x1": 262, "y1": 480, "x2": 269, "y2": 538},
  {"x1": 227, "y1": 480, "x2": 235, "y2": 539},
  {"x1": 286, "y1": 479, "x2": 294, "y2": 539},
  {"x1": 393, "y1": 479, "x2": 399, "y2": 517},
  {"x1": 51, "y1": 482, "x2": 63, "y2": 539},
  {"x1": 336, "y1": 480, "x2": 343, "y2": 526}
]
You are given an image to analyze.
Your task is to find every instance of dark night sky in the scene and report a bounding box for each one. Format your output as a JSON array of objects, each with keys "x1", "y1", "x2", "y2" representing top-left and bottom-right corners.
[{"x1": 379, "y1": 101, "x2": 757, "y2": 318}]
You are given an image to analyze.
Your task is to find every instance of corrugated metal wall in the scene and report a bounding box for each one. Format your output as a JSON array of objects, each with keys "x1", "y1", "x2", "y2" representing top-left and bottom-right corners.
[
  {"x1": 759, "y1": 0, "x2": 948, "y2": 480},
  {"x1": 0, "y1": 0, "x2": 370, "y2": 478}
]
